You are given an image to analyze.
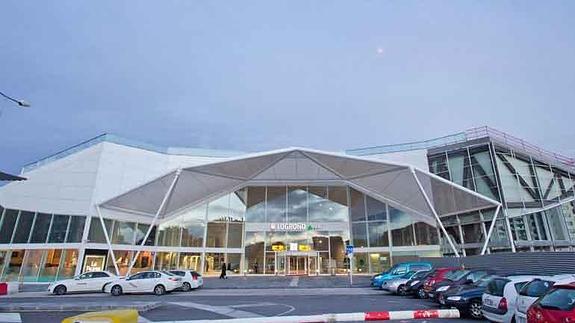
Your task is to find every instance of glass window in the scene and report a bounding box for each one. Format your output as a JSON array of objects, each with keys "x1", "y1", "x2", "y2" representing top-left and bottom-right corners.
[
  {"x1": 369, "y1": 252, "x2": 390, "y2": 274},
  {"x1": 134, "y1": 223, "x2": 150, "y2": 245},
  {"x1": 21, "y1": 250, "x2": 44, "y2": 282},
  {"x1": 414, "y1": 221, "x2": 439, "y2": 245},
  {"x1": 461, "y1": 223, "x2": 484, "y2": 243},
  {"x1": 353, "y1": 253, "x2": 368, "y2": 274},
  {"x1": 266, "y1": 187, "x2": 286, "y2": 222},
  {"x1": 111, "y1": 221, "x2": 136, "y2": 245},
  {"x1": 57, "y1": 249, "x2": 79, "y2": 279},
  {"x1": 0, "y1": 250, "x2": 6, "y2": 278},
  {"x1": 207, "y1": 194, "x2": 230, "y2": 222},
  {"x1": 245, "y1": 232, "x2": 264, "y2": 274},
  {"x1": 266, "y1": 231, "x2": 286, "y2": 251},
  {"x1": 131, "y1": 251, "x2": 153, "y2": 273},
  {"x1": 308, "y1": 186, "x2": 349, "y2": 222},
  {"x1": 155, "y1": 252, "x2": 178, "y2": 271},
  {"x1": 206, "y1": 222, "x2": 226, "y2": 248},
  {"x1": 245, "y1": 187, "x2": 266, "y2": 222},
  {"x1": 38, "y1": 249, "x2": 62, "y2": 282},
  {"x1": 179, "y1": 252, "x2": 201, "y2": 272},
  {"x1": 520, "y1": 279, "x2": 554, "y2": 297},
  {"x1": 311, "y1": 232, "x2": 329, "y2": 251},
  {"x1": 389, "y1": 207, "x2": 414, "y2": 246},
  {"x1": 229, "y1": 189, "x2": 246, "y2": 222},
  {"x1": 108, "y1": 250, "x2": 132, "y2": 276},
  {"x1": 13, "y1": 211, "x2": 35, "y2": 243},
  {"x1": 30, "y1": 213, "x2": 52, "y2": 243},
  {"x1": 538, "y1": 287, "x2": 575, "y2": 311},
  {"x1": 204, "y1": 253, "x2": 225, "y2": 275},
  {"x1": 48, "y1": 215, "x2": 69, "y2": 243},
  {"x1": 546, "y1": 208, "x2": 567, "y2": 241},
  {"x1": 368, "y1": 221, "x2": 388, "y2": 247},
  {"x1": 227, "y1": 223, "x2": 243, "y2": 248},
  {"x1": 66, "y1": 216, "x2": 86, "y2": 243},
  {"x1": 3, "y1": 250, "x2": 24, "y2": 281},
  {"x1": 181, "y1": 223, "x2": 205, "y2": 247},
  {"x1": 366, "y1": 196, "x2": 386, "y2": 221},
  {"x1": 88, "y1": 218, "x2": 113, "y2": 243},
  {"x1": 157, "y1": 220, "x2": 181, "y2": 247},
  {"x1": 510, "y1": 217, "x2": 528, "y2": 241},
  {"x1": 287, "y1": 187, "x2": 307, "y2": 222},
  {"x1": 350, "y1": 188, "x2": 366, "y2": 222},
  {"x1": 227, "y1": 253, "x2": 242, "y2": 274},
  {"x1": 352, "y1": 222, "x2": 367, "y2": 248},
  {"x1": 326, "y1": 186, "x2": 349, "y2": 222},
  {"x1": 0, "y1": 209, "x2": 19, "y2": 243}
]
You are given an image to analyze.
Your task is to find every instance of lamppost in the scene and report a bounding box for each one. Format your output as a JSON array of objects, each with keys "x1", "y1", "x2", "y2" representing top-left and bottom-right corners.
[{"x1": 0, "y1": 90, "x2": 31, "y2": 108}]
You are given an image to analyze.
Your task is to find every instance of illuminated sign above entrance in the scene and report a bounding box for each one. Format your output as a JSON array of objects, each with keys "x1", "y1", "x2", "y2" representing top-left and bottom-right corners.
[{"x1": 269, "y1": 223, "x2": 315, "y2": 232}]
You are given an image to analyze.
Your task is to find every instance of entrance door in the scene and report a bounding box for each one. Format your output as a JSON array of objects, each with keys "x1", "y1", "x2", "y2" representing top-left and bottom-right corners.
[{"x1": 287, "y1": 256, "x2": 307, "y2": 275}]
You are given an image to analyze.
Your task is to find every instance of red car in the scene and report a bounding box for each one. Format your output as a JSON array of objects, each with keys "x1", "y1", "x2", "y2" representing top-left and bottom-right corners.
[
  {"x1": 527, "y1": 282, "x2": 575, "y2": 322},
  {"x1": 422, "y1": 267, "x2": 459, "y2": 298}
]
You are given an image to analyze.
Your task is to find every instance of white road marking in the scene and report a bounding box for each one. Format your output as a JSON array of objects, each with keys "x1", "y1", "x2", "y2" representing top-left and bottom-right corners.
[
  {"x1": 0, "y1": 313, "x2": 21, "y2": 323},
  {"x1": 288, "y1": 277, "x2": 299, "y2": 287},
  {"x1": 169, "y1": 301, "x2": 263, "y2": 318},
  {"x1": 138, "y1": 316, "x2": 152, "y2": 323}
]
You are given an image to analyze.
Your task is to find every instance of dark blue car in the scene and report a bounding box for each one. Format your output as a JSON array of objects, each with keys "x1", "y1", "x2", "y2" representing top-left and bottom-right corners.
[{"x1": 441, "y1": 274, "x2": 498, "y2": 319}]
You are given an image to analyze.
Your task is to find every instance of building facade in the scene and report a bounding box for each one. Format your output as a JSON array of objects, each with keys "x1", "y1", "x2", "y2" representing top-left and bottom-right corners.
[{"x1": 0, "y1": 128, "x2": 571, "y2": 282}]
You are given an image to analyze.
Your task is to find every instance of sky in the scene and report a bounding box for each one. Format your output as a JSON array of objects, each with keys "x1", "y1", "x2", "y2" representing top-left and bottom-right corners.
[{"x1": 1, "y1": 1, "x2": 575, "y2": 174}]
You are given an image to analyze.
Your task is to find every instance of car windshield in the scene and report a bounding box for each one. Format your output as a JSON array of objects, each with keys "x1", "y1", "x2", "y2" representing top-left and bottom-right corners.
[
  {"x1": 520, "y1": 280, "x2": 554, "y2": 297},
  {"x1": 539, "y1": 287, "x2": 575, "y2": 311},
  {"x1": 401, "y1": 271, "x2": 415, "y2": 279},
  {"x1": 475, "y1": 275, "x2": 496, "y2": 287},
  {"x1": 445, "y1": 270, "x2": 468, "y2": 281}
]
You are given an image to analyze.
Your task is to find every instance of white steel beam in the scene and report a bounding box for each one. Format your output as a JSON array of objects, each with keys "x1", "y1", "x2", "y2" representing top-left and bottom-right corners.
[
  {"x1": 126, "y1": 169, "x2": 182, "y2": 275},
  {"x1": 410, "y1": 167, "x2": 460, "y2": 257},
  {"x1": 96, "y1": 205, "x2": 120, "y2": 275},
  {"x1": 480, "y1": 204, "x2": 501, "y2": 255}
]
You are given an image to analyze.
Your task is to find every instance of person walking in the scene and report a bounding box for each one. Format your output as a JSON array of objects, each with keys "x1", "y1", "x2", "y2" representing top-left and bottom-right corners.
[{"x1": 219, "y1": 262, "x2": 227, "y2": 279}]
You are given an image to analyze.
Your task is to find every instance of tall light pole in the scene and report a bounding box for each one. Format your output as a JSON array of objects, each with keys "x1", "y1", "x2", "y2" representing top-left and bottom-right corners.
[{"x1": 0, "y1": 90, "x2": 31, "y2": 108}]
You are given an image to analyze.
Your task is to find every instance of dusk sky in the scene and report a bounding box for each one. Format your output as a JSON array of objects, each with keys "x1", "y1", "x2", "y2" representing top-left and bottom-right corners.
[{"x1": 1, "y1": 1, "x2": 574, "y2": 174}]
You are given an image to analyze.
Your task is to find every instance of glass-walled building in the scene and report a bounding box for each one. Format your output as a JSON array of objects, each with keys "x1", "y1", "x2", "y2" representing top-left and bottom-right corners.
[{"x1": 0, "y1": 138, "x2": 498, "y2": 282}]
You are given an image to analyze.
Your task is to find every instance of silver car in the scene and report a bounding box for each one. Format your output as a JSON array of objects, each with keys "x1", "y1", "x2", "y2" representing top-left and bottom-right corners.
[{"x1": 382, "y1": 270, "x2": 429, "y2": 295}]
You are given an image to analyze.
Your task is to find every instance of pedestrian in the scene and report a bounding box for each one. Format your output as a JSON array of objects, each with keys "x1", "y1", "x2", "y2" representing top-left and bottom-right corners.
[
  {"x1": 220, "y1": 262, "x2": 227, "y2": 279},
  {"x1": 254, "y1": 262, "x2": 259, "y2": 274}
]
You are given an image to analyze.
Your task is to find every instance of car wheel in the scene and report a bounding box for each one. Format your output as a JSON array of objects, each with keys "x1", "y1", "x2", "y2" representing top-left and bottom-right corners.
[
  {"x1": 417, "y1": 287, "x2": 427, "y2": 299},
  {"x1": 111, "y1": 285, "x2": 123, "y2": 296},
  {"x1": 397, "y1": 285, "x2": 406, "y2": 296},
  {"x1": 154, "y1": 284, "x2": 166, "y2": 296},
  {"x1": 54, "y1": 285, "x2": 67, "y2": 296},
  {"x1": 182, "y1": 282, "x2": 191, "y2": 292},
  {"x1": 469, "y1": 300, "x2": 483, "y2": 319}
]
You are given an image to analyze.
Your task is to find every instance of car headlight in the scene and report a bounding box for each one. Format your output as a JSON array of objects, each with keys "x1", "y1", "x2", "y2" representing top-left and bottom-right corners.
[
  {"x1": 436, "y1": 286, "x2": 450, "y2": 292},
  {"x1": 409, "y1": 280, "x2": 419, "y2": 286},
  {"x1": 447, "y1": 296, "x2": 462, "y2": 301}
]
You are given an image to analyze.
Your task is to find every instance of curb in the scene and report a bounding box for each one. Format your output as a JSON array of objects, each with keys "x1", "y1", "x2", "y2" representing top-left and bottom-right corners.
[{"x1": 0, "y1": 302, "x2": 163, "y2": 313}]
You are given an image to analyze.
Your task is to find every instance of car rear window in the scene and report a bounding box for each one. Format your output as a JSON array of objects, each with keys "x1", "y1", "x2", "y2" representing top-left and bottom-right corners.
[
  {"x1": 486, "y1": 278, "x2": 510, "y2": 296},
  {"x1": 520, "y1": 280, "x2": 554, "y2": 297},
  {"x1": 539, "y1": 287, "x2": 575, "y2": 311},
  {"x1": 514, "y1": 282, "x2": 528, "y2": 292}
]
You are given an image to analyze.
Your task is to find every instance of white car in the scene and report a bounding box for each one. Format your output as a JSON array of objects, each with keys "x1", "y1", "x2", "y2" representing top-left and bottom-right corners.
[
  {"x1": 48, "y1": 271, "x2": 117, "y2": 295},
  {"x1": 168, "y1": 270, "x2": 204, "y2": 291},
  {"x1": 514, "y1": 274, "x2": 575, "y2": 323},
  {"x1": 104, "y1": 271, "x2": 183, "y2": 296},
  {"x1": 482, "y1": 275, "x2": 542, "y2": 323}
]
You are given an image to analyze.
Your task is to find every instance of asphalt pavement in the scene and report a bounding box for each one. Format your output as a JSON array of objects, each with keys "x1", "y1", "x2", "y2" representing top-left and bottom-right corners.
[{"x1": 0, "y1": 276, "x2": 485, "y2": 323}]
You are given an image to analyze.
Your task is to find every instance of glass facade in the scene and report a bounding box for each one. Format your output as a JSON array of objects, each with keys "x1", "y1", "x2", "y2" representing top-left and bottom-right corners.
[
  {"x1": 0, "y1": 185, "x2": 442, "y2": 280},
  {"x1": 428, "y1": 140, "x2": 575, "y2": 254}
]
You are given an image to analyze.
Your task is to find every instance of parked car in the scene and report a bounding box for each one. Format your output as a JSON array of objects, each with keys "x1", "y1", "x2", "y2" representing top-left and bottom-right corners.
[
  {"x1": 422, "y1": 268, "x2": 460, "y2": 298},
  {"x1": 434, "y1": 269, "x2": 495, "y2": 304},
  {"x1": 48, "y1": 271, "x2": 117, "y2": 295},
  {"x1": 482, "y1": 275, "x2": 541, "y2": 323},
  {"x1": 168, "y1": 270, "x2": 204, "y2": 291},
  {"x1": 405, "y1": 270, "x2": 436, "y2": 298},
  {"x1": 104, "y1": 271, "x2": 183, "y2": 296},
  {"x1": 370, "y1": 262, "x2": 432, "y2": 289},
  {"x1": 442, "y1": 274, "x2": 499, "y2": 319},
  {"x1": 527, "y1": 282, "x2": 575, "y2": 322},
  {"x1": 382, "y1": 270, "x2": 428, "y2": 295},
  {"x1": 514, "y1": 274, "x2": 575, "y2": 323}
]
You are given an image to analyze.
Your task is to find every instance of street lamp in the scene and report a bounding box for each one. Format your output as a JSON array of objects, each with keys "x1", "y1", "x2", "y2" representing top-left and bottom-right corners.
[{"x1": 0, "y1": 90, "x2": 31, "y2": 108}]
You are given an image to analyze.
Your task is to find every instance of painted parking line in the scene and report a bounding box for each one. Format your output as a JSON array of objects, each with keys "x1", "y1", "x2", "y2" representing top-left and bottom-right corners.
[
  {"x1": 169, "y1": 302, "x2": 263, "y2": 319},
  {"x1": 0, "y1": 313, "x2": 21, "y2": 323}
]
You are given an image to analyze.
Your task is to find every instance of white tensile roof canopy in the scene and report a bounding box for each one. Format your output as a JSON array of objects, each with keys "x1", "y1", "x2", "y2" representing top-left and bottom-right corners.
[
  {"x1": 100, "y1": 147, "x2": 499, "y2": 220},
  {"x1": 98, "y1": 147, "x2": 503, "y2": 260}
]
